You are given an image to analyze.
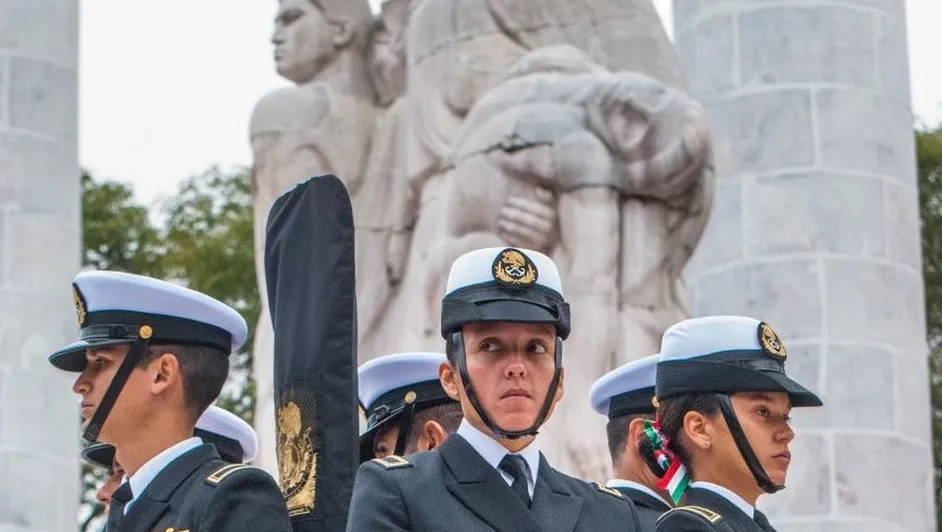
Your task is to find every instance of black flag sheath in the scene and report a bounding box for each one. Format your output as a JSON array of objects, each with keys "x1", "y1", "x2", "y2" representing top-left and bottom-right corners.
[{"x1": 264, "y1": 175, "x2": 358, "y2": 532}]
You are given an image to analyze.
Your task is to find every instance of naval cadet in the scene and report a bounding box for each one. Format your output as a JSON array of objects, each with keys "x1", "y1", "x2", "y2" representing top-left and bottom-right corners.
[
  {"x1": 590, "y1": 354, "x2": 672, "y2": 530},
  {"x1": 83, "y1": 404, "x2": 260, "y2": 531},
  {"x1": 358, "y1": 352, "x2": 462, "y2": 461},
  {"x1": 346, "y1": 246, "x2": 642, "y2": 532},
  {"x1": 51, "y1": 270, "x2": 293, "y2": 532},
  {"x1": 649, "y1": 316, "x2": 823, "y2": 532}
]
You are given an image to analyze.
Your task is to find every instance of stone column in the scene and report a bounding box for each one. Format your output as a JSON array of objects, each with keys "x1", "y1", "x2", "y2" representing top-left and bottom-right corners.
[
  {"x1": 674, "y1": 1, "x2": 933, "y2": 531},
  {"x1": 0, "y1": 0, "x2": 81, "y2": 529}
]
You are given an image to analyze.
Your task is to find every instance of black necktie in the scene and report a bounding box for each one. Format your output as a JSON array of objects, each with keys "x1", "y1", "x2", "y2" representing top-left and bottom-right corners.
[
  {"x1": 754, "y1": 510, "x2": 776, "y2": 532},
  {"x1": 499, "y1": 454, "x2": 531, "y2": 508},
  {"x1": 107, "y1": 482, "x2": 132, "y2": 531}
]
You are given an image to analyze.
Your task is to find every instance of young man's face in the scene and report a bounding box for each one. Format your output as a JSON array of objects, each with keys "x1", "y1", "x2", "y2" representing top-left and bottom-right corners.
[
  {"x1": 453, "y1": 321, "x2": 563, "y2": 433},
  {"x1": 72, "y1": 344, "x2": 152, "y2": 443}
]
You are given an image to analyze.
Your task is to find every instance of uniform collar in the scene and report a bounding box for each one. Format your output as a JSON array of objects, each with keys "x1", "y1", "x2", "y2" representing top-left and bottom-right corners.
[
  {"x1": 456, "y1": 418, "x2": 541, "y2": 485},
  {"x1": 690, "y1": 481, "x2": 754, "y2": 518},
  {"x1": 606, "y1": 478, "x2": 671, "y2": 508},
  {"x1": 126, "y1": 437, "x2": 203, "y2": 511}
]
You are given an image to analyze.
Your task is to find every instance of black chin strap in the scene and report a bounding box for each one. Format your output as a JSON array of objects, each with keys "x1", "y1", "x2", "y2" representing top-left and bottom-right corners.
[
  {"x1": 393, "y1": 401, "x2": 418, "y2": 456},
  {"x1": 82, "y1": 329, "x2": 153, "y2": 443},
  {"x1": 717, "y1": 394, "x2": 784, "y2": 494},
  {"x1": 448, "y1": 332, "x2": 562, "y2": 440}
]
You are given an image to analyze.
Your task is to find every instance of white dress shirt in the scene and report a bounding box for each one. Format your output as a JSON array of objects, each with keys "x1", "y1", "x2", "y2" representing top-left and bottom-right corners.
[
  {"x1": 606, "y1": 478, "x2": 672, "y2": 508},
  {"x1": 456, "y1": 419, "x2": 541, "y2": 497},
  {"x1": 690, "y1": 481, "x2": 754, "y2": 518},
  {"x1": 125, "y1": 437, "x2": 203, "y2": 514}
]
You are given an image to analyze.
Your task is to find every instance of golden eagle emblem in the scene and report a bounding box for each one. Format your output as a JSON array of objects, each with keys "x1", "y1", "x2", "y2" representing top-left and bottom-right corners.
[
  {"x1": 277, "y1": 400, "x2": 317, "y2": 516},
  {"x1": 492, "y1": 248, "x2": 538, "y2": 287},
  {"x1": 72, "y1": 284, "x2": 87, "y2": 327},
  {"x1": 758, "y1": 322, "x2": 787, "y2": 360}
]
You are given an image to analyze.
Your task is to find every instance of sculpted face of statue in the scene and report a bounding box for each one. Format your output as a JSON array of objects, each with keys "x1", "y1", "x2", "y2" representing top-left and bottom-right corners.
[
  {"x1": 368, "y1": 0, "x2": 409, "y2": 105},
  {"x1": 271, "y1": 0, "x2": 348, "y2": 85}
]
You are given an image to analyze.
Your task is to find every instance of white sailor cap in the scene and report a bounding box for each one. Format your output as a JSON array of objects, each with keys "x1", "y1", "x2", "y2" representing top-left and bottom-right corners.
[
  {"x1": 82, "y1": 405, "x2": 259, "y2": 468},
  {"x1": 440, "y1": 247, "x2": 570, "y2": 339},
  {"x1": 195, "y1": 405, "x2": 260, "y2": 463},
  {"x1": 357, "y1": 352, "x2": 455, "y2": 460},
  {"x1": 656, "y1": 316, "x2": 822, "y2": 408},
  {"x1": 589, "y1": 354, "x2": 660, "y2": 418},
  {"x1": 49, "y1": 270, "x2": 248, "y2": 372}
]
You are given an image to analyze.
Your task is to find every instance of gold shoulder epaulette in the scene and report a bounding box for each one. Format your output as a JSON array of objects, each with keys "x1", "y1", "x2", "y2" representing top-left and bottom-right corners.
[
  {"x1": 658, "y1": 505, "x2": 722, "y2": 524},
  {"x1": 206, "y1": 463, "x2": 252, "y2": 486},
  {"x1": 593, "y1": 482, "x2": 624, "y2": 499},
  {"x1": 370, "y1": 455, "x2": 412, "y2": 470}
]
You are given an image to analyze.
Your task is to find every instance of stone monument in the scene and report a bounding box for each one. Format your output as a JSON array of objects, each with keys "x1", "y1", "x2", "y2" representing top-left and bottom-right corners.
[
  {"x1": 0, "y1": 0, "x2": 81, "y2": 529},
  {"x1": 674, "y1": 1, "x2": 935, "y2": 530},
  {"x1": 251, "y1": 0, "x2": 715, "y2": 479}
]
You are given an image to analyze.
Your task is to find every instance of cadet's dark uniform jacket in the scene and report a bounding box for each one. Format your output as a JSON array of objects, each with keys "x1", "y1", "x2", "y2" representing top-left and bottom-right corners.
[
  {"x1": 614, "y1": 486, "x2": 671, "y2": 531},
  {"x1": 346, "y1": 434, "x2": 642, "y2": 532},
  {"x1": 107, "y1": 444, "x2": 293, "y2": 532},
  {"x1": 655, "y1": 487, "x2": 774, "y2": 532}
]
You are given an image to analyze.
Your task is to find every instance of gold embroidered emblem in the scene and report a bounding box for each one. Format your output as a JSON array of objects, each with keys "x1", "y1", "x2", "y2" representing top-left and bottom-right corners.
[
  {"x1": 72, "y1": 284, "x2": 87, "y2": 327},
  {"x1": 593, "y1": 482, "x2": 624, "y2": 499},
  {"x1": 757, "y1": 322, "x2": 787, "y2": 360},
  {"x1": 659, "y1": 505, "x2": 722, "y2": 524},
  {"x1": 492, "y1": 248, "x2": 538, "y2": 287},
  {"x1": 277, "y1": 400, "x2": 317, "y2": 516}
]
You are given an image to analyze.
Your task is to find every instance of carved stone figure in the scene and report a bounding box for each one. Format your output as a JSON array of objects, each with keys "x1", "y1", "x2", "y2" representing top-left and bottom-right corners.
[
  {"x1": 250, "y1": 0, "x2": 377, "y2": 475},
  {"x1": 251, "y1": 0, "x2": 714, "y2": 481}
]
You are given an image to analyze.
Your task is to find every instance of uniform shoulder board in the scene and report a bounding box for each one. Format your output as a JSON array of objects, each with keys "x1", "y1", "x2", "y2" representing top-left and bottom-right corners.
[
  {"x1": 592, "y1": 482, "x2": 624, "y2": 499},
  {"x1": 370, "y1": 455, "x2": 412, "y2": 470},
  {"x1": 205, "y1": 463, "x2": 252, "y2": 486},
  {"x1": 657, "y1": 505, "x2": 723, "y2": 524}
]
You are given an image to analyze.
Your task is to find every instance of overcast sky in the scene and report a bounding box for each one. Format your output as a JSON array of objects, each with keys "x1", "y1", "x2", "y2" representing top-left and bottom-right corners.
[{"x1": 79, "y1": 0, "x2": 942, "y2": 206}]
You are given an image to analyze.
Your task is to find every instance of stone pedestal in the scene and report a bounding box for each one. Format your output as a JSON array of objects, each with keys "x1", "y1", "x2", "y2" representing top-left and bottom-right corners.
[
  {"x1": 0, "y1": 0, "x2": 80, "y2": 529},
  {"x1": 674, "y1": 1, "x2": 934, "y2": 530}
]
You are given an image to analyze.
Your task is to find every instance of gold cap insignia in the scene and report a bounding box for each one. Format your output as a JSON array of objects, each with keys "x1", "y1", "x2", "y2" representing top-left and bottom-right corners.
[
  {"x1": 492, "y1": 248, "x2": 538, "y2": 287},
  {"x1": 72, "y1": 284, "x2": 87, "y2": 327},
  {"x1": 651, "y1": 396, "x2": 660, "y2": 408},
  {"x1": 139, "y1": 325, "x2": 153, "y2": 340},
  {"x1": 277, "y1": 399, "x2": 317, "y2": 516},
  {"x1": 757, "y1": 322, "x2": 786, "y2": 360},
  {"x1": 404, "y1": 390, "x2": 417, "y2": 404}
]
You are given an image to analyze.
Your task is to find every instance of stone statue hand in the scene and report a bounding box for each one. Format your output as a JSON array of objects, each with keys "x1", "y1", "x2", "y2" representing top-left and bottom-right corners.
[{"x1": 497, "y1": 187, "x2": 557, "y2": 252}]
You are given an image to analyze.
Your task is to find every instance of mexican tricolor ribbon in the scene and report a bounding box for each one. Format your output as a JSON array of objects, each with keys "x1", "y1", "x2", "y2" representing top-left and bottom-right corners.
[{"x1": 642, "y1": 417, "x2": 690, "y2": 504}]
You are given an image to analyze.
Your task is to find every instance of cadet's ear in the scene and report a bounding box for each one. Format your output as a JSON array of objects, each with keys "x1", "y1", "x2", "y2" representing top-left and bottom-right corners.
[
  {"x1": 682, "y1": 410, "x2": 714, "y2": 452},
  {"x1": 419, "y1": 420, "x2": 449, "y2": 451},
  {"x1": 439, "y1": 361, "x2": 461, "y2": 401},
  {"x1": 150, "y1": 351, "x2": 179, "y2": 396}
]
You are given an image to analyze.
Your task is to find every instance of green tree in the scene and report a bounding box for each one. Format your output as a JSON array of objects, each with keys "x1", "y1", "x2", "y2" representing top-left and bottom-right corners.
[
  {"x1": 917, "y1": 123, "x2": 942, "y2": 527},
  {"x1": 159, "y1": 166, "x2": 258, "y2": 422},
  {"x1": 78, "y1": 167, "x2": 258, "y2": 530}
]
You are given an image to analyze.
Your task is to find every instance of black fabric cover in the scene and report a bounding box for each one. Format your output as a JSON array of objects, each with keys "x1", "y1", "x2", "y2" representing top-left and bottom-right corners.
[{"x1": 265, "y1": 175, "x2": 358, "y2": 532}]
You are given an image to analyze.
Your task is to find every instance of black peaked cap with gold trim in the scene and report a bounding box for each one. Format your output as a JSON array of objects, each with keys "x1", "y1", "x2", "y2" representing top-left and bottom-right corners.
[
  {"x1": 50, "y1": 270, "x2": 248, "y2": 372},
  {"x1": 440, "y1": 247, "x2": 570, "y2": 339},
  {"x1": 358, "y1": 352, "x2": 455, "y2": 461},
  {"x1": 655, "y1": 315, "x2": 822, "y2": 407}
]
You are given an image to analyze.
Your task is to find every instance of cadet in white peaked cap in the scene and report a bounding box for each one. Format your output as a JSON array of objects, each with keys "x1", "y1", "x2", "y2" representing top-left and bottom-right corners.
[
  {"x1": 347, "y1": 247, "x2": 644, "y2": 532},
  {"x1": 51, "y1": 270, "x2": 292, "y2": 532},
  {"x1": 650, "y1": 316, "x2": 822, "y2": 532},
  {"x1": 358, "y1": 352, "x2": 460, "y2": 462},
  {"x1": 590, "y1": 354, "x2": 672, "y2": 530}
]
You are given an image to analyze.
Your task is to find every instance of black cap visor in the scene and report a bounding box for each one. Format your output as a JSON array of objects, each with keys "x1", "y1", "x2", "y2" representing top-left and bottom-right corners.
[
  {"x1": 656, "y1": 359, "x2": 822, "y2": 408},
  {"x1": 48, "y1": 337, "x2": 135, "y2": 372},
  {"x1": 82, "y1": 442, "x2": 116, "y2": 470}
]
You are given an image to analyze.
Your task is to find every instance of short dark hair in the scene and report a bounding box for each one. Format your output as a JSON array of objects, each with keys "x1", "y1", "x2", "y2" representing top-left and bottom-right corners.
[
  {"x1": 139, "y1": 344, "x2": 230, "y2": 421},
  {"x1": 655, "y1": 393, "x2": 721, "y2": 476},
  {"x1": 445, "y1": 334, "x2": 460, "y2": 365},
  {"x1": 404, "y1": 402, "x2": 463, "y2": 453},
  {"x1": 605, "y1": 413, "x2": 651, "y2": 468}
]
